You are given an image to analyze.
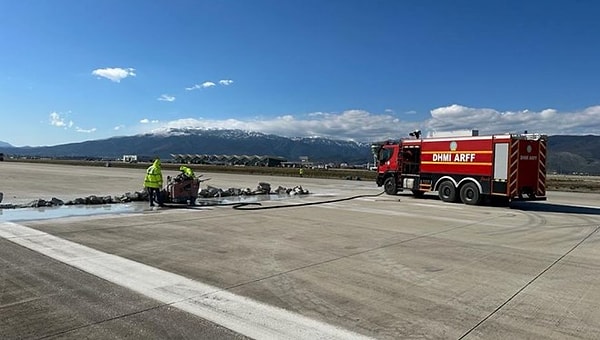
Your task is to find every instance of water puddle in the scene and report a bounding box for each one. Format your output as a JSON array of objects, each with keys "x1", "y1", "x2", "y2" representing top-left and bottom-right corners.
[{"x1": 0, "y1": 203, "x2": 147, "y2": 222}]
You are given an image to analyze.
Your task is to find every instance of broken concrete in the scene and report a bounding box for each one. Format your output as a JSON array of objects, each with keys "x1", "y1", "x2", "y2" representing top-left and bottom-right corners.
[
  {"x1": 0, "y1": 182, "x2": 309, "y2": 209},
  {"x1": 198, "y1": 183, "x2": 308, "y2": 198}
]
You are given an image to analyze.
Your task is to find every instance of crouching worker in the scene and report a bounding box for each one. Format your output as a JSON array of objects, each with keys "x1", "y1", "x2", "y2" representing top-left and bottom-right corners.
[
  {"x1": 144, "y1": 158, "x2": 164, "y2": 207},
  {"x1": 179, "y1": 165, "x2": 195, "y2": 180}
]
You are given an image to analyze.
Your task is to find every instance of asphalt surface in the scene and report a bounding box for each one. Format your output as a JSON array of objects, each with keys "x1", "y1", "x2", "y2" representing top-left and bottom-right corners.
[{"x1": 1, "y1": 161, "x2": 600, "y2": 339}]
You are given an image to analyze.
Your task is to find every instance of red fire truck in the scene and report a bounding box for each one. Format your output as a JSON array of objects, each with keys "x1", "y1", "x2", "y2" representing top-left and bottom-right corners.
[{"x1": 372, "y1": 131, "x2": 547, "y2": 204}]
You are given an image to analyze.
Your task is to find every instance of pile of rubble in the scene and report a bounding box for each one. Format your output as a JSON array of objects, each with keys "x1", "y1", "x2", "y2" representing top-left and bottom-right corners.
[
  {"x1": 199, "y1": 182, "x2": 308, "y2": 198},
  {"x1": 0, "y1": 182, "x2": 309, "y2": 209}
]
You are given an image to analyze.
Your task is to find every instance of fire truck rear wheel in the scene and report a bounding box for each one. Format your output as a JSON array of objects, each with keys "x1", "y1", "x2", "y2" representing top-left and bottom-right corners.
[
  {"x1": 438, "y1": 181, "x2": 457, "y2": 202},
  {"x1": 384, "y1": 177, "x2": 397, "y2": 195},
  {"x1": 460, "y1": 182, "x2": 482, "y2": 205}
]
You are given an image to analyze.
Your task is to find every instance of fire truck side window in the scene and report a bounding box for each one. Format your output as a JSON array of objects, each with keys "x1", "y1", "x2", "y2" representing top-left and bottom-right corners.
[
  {"x1": 378, "y1": 148, "x2": 392, "y2": 162},
  {"x1": 402, "y1": 147, "x2": 420, "y2": 174},
  {"x1": 402, "y1": 149, "x2": 413, "y2": 162}
]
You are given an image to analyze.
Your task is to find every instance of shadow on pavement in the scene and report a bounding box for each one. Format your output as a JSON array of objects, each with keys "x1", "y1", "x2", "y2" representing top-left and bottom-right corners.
[{"x1": 510, "y1": 201, "x2": 600, "y2": 215}]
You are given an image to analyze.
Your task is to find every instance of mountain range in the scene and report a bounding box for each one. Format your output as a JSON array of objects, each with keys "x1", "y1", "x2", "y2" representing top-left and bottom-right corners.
[
  {"x1": 0, "y1": 141, "x2": 13, "y2": 148},
  {"x1": 1, "y1": 129, "x2": 599, "y2": 174},
  {"x1": 0, "y1": 128, "x2": 372, "y2": 164}
]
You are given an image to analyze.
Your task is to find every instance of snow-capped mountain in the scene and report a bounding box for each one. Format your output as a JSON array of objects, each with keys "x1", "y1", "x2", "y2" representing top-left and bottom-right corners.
[{"x1": 0, "y1": 129, "x2": 373, "y2": 163}]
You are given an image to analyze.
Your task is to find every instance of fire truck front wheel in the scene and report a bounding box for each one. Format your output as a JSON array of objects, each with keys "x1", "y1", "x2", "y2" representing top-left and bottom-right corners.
[
  {"x1": 459, "y1": 182, "x2": 482, "y2": 205},
  {"x1": 384, "y1": 177, "x2": 397, "y2": 195},
  {"x1": 438, "y1": 181, "x2": 457, "y2": 203}
]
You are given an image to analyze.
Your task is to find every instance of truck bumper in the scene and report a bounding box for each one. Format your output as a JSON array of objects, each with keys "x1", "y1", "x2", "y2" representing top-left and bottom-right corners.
[{"x1": 512, "y1": 196, "x2": 547, "y2": 202}]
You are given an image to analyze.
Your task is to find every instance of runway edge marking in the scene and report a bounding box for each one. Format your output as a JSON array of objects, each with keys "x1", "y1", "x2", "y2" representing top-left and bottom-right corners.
[{"x1": 0, "y1": 221, "x2": 372, "y2": 340}]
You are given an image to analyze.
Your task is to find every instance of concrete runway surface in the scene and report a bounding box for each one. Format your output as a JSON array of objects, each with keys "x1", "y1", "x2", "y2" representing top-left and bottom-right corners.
[{"x1": 1, "y1": 162, "x2": 600, "y2": 339}]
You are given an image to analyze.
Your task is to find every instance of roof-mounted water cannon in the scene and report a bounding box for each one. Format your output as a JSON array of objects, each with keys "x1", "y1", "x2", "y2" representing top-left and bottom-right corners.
[{"x1": 409, "y1": 130, "x2": 421, "y2": 139}]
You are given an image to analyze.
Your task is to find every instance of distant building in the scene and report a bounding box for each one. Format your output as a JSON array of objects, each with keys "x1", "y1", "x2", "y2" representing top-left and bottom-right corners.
[
  {"x1": 122, "y1": 155, "x2": 138, "y2": 163},
  {"x1": 282, "y1": 156, "x2": 313, "y2": 168},
  {"x1": 171, "y1": 154, "x2": 287, "y2": 167}
]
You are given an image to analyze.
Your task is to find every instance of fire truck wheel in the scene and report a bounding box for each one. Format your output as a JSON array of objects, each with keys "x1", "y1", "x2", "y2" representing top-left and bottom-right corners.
[
  {"x1": 384, "y1": 177, "x2": 397, "y2": 195},
  {"x1": 460, "y1": 182, "x2": 482, "y2": 205},
  {"x1": 438, "y1": 181, "x2": 457, "y2": 202}
]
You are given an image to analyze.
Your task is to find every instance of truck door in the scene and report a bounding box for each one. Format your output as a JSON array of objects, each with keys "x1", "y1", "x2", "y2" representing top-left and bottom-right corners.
[
  {"x1": 492, "y1": 142, "x2": 509, "y2": 195},
  {"x1": 516, "y1": 138, "x2": 546, "y2": 198}
]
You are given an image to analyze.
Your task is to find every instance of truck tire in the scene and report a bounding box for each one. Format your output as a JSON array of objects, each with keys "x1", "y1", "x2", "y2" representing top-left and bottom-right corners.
[
  {"x1": 384, "y1": 177, "x2": 397, "y2": 195},
  {"x1": 438, "y1": 181, "x2": 457, "y2": 202},
  {"x1": 460, "y1": 182, "x2": 482, "y2": 205}
]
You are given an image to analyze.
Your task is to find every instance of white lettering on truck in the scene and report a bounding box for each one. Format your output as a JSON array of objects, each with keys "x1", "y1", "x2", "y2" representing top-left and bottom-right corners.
[
  {"x1": 520, "y1": 155, "x2": 538, "y2": 161},
  {"x1": 433, "y1": 153, "x2": 452, "y2": 162},
  {"x1": 432, "y1": 153, "x2": 476, "y2": 162}
]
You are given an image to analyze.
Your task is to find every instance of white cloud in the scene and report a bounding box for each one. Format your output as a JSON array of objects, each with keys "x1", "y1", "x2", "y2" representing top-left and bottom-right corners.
[
  {"x1": 146, "y1": 110, "x2": 418, "y2": 142},
  {"x1": 92, "y1": 67, "x2": 136, "y2": 83},
  {"x1": 158, "y1": 94, "x2": 176, "y2": 102},
  {"x1": 185, "y1": 82, "x2": 216, "y2": 91},
  {"x1": 49, "y1": 112, "x2": 73, "y2": 128},
  {"x1": 139, "y1": 104, "x2": 600, "y2": 142},
  {"x1": 140, "y1": 118, "x2": 159, "y2": 124},
  {"x1": 185, "y1": 84, "x2": 201, "y2": 91},
  {"x1": 114, "y1": 125, "x2": 125, "y2": 130},
  {"x1": 426, "y1": 104, "x2": 597, "y2": 135},
  {"x1": 75, "y1": 127, "x2": 97, "y2": 133},
  {"x1": 49, "y1": 111, "x2": 95, "y2": 134},
  {"x1": 186, "y1": 80, "x2": 233, "y2": 90}
]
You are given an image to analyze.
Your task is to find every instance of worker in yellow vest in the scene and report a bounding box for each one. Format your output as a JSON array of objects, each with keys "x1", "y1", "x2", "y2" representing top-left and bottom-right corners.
[
  {"x1": 179, "y1": 165, "x2": 195, "y2": 179},
  {"x1": 144, "y1": 158, "x2": 164, "y2": 207}
]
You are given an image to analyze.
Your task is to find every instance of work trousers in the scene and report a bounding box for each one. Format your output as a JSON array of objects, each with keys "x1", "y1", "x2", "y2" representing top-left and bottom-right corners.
[{"x1": 147, "y1": 187, "x2": 162, "y2": 206}]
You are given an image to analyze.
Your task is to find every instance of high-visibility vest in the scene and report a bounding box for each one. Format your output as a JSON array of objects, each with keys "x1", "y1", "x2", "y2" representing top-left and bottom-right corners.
[{"x1": 144, "y1": 159, "x2": 163, "y2": 188}]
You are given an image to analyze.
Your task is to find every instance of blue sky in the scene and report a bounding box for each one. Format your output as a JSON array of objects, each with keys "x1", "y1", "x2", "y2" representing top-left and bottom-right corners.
[{"x1": 1, "y1": 0, "x2": 599, "y2": 147}]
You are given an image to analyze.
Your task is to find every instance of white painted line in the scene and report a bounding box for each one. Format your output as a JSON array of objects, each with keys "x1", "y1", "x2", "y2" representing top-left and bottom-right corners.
[
  {"x1": 0, "y1": 222, "x2": 372, "y2": 340},
  {"x1": 411, "y1": 203, "x2": 465, "y2": 210}
]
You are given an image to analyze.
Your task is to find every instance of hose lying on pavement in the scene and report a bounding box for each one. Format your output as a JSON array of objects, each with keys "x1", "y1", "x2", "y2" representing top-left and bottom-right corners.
[
  {"x1": 231, "y1": 191, "x2": 385, "y2": 210},
  {"x1": 164, "y1": 191, "x2": 385, "y2": 210}
]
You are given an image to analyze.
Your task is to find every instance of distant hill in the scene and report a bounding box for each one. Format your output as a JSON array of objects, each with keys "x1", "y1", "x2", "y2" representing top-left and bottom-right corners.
[
  {"x1": 547, "y1": 135, "x2": 600, "y2": 175},
  {"x1": 0, "y1": 131, "x2": 598, "y2": 174},
  {"x1": 0, "y1": 141, "x2": 13, "y2": 148}
]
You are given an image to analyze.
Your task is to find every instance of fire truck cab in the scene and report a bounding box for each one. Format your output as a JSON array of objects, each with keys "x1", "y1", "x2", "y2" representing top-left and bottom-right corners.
[{"x1": 372, "y1": 132, "x2": 547, "y2": 205}]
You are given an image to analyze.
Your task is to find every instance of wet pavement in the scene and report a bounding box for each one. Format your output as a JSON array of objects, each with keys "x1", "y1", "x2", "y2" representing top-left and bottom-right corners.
[
  {"x1": 0, "y1": 202, "x2": 146, "y2": 222},
  {"x1": 0, "y1": 194, "x2": 307, "y2": 223}
]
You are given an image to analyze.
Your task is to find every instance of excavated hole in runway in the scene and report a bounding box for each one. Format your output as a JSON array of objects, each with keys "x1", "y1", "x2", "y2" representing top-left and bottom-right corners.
[{"x1": 0, "y1": 193, "x2": 309, "y2": 222}]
